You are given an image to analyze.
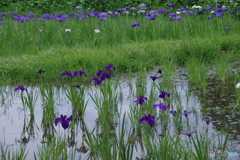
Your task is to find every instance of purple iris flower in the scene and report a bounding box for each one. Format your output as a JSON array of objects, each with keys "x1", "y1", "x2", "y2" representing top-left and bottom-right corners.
[
  {"x1": 216, "y1": 4, "x2": 222, "y2": 8},
  {"x1": 139, "y1": 114, "x2": 155, "y2": 127},
  {"x1": 169, "y1": 13, "x2": 176, "y2": 17},
  {"x1": 170, "y1": 111, "x2": 176, "y2": 116},
  {"x1": 60, "y1": 71, "x2": 74, "y2": 78},
  {"x1": 54, "y1": 115, "x2": 72, "y2": 129},
  {"x1": 134, "y1": 96, "x2": 148, "y2": 105},
  {"x1": 89, "y1": 11, "x2": 99, "y2": 17},
  {"x1": 205, "y1": 118, "x2": 212, "y2": 125},
  {"x1": 99, "y1": 72, "x2": 113, "y2": 80},
  {"x1": 158, "y1": 9, "x2": 165, "y2": 13},
  {"x1": 15, "y1": 86, "x2": 28, "y2": 92},
  {"x1": 215, "y1": 12, "x2": 224, "y2": 17},
  {"x1": 74, "y1": 70, "x2": 86, "y2": 77},
  {"x1": 175, "y1": 16, "x2": 182, "y2": 21},
  {"x1": 37, "y1": 69, "x2": 45, "y2": 74},
  {"x1": 112, "y1": 13, "x2": 119, "y2": 17},
  {"x1": 77, "y1": 10, "x2": 84, "y2": 14},
  {"x1": 183, "y1": 110, "x2": 192, "y2": 117},
  {"x1": 205, "y1": 6, "x2": 212, "y2": 10},
  {"x1": 182, "y1": 131, "x2": 197, "y2": 137},
  {"x1": 224, "y1": 27, "x2": 231, "y2": 30},
  {"x1": 158, "y1": 69, "x2": 162, "y2": 73},
  {"x1": 0, "y1": 13, "x2": 6, "y2": 18},
  {"x1": 150, "y1": 76, "x2": 160, "y2": 82},
  {"x1": 178, "y1": 8, "x2": 187, "y2": 12},
  {"x1": 28, "y1": 12, "x2": 35, "y2": 18},
  {"x1": 105, "y1": 63, "x2": 116, "y2": 70},
  {"x1": 90, "y1": 77, "x2": 102, "y2": 85},
  {"x1": 207, "y1": 16, "x2": 213, "y2": 19},
  {"x1": 153, "y1": 103, "x2": 168, "y2": 111},
  {"x1": 167, "y1": 3, "x2": 175, "y2": 7},
  {"x1": 43, "y1": 14, "x2": 55, "y2": 19},
  {"x1": 98, "y1": 12, "x2": 108, "y2": 20},
  {"x1": 230, "y1": 10, "x2": 236, "y2": 14},
  {"x1": 96, "y1": 70, "x2": 105, "y2": 77},
  {"x1": 148, "y1": 17, "x2": 156, "y2": 20},
  {"x1": 72, "y1": 85, "x2": 81, "y2": 88},
  {"x1": 159, "y1": 91, "x2": 170, "y2": 98},
  {"x1": 197, "y1": 10, "x2": 204, "y2": 14},
  {"x1": 131, "y1": 22, "x2": 140, "y2": 27},
  {"x1": 0, "y1": 21, "x2": 7, "y2": 25},
  {"x1": 187, "y1": 11, "x2": 195, "y2": 15}
]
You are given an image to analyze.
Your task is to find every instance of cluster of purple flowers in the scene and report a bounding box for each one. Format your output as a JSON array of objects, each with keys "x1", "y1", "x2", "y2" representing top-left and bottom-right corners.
[
  {"x1": 90, "y1": 63, "x2": 116, "y2": 85},
  {"x1": 60, "y1": 70, "x2": 86, "y2": 79},
  {"x1": 0, "y1": 3, "x2": 237, "y2": 25}
]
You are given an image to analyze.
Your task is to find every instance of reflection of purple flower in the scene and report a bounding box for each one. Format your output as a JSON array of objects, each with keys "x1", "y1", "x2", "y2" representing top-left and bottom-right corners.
[
  {"x1": 54, "y1": 115, "x2": 72, "y2": 129},
  {"x1": 170, "y1": 111, "x2": 176, "y2": 116},
  {"x1": 131, "y1": 22, "x2": 140, "y2": 27},
  {"x1": 159, "y1": 91, "x2": 170, "y2": 98},
  {"x1": 183, "y1": 110, "x2": 192, "y2": 117},
  {"x1": 74, "y1": 70, "x2": 86, "y2": 77},
  {"x1": 153, "y1": 103, "x2": 168, "y2": 111},
  {"x1": 134, "y1": 96, "x2": 148, "y2": 105},
  {"x1": 150, "y1": 76, "x2": 159, "y2": 82},
  {"x1": 105, "y1": 63, "x2": 116, "y2": 70},
  {"x1": 60, "y1": 71, "x2": 74, "y2": 78},
  {"x1": 205, "y1": 118, "x2": 212, "y2": 125},
  {"x1": 37, "y1": 69, "x2": 45, "y2": 74},
  {"x1": 182, "y1": 131, "x2": 197, "y2": 137},
  {"x1": 139, "y1": 114, "x2": 155, "y2": 127},
  {"x1": 73, "y1": 85, "x2": 81, "y2": 88},
  {"x1": 15, "y1": 86, "x2": 28, "y2": 92},
  {"x1": 76, "y1": 146, "x2": 88, "y2": 153},
  {"x1": 90, "y1": 77, "x2": 102, "y2": 85}
]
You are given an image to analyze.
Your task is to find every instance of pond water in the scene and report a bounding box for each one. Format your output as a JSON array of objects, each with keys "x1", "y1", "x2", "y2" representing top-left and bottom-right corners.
[{"x1": 0, "y1": 66, "x2": 240, "y2": 159}]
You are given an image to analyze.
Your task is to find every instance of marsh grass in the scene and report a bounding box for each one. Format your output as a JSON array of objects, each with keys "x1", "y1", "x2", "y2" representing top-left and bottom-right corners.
[
  {"x1": 186, "y1": 58, "x2": 208, "y2": 93},
  {"x1": 214, "y1": 55, "x2": 230, "y2": 83},
  {"x1": 66, "y1": 86, "x2": 88, "y2": 120},
  {"x1": 0, "y1": 143, "x2": 28, "y2": 160},
  {"x1": 34, "y1": 136, "x2": 69, "y2": 160},
  {"x1": 21, "y1": 89, "x2": 38, "y2": 116},
  {"x1": 0, "y1": 10, "x2": 240, "y2": 83}
]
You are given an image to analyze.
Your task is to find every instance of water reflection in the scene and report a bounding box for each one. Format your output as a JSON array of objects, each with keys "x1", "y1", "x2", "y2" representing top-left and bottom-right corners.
[{"x1": 0, "y1": 67, "x2": 240, "y2": 159}]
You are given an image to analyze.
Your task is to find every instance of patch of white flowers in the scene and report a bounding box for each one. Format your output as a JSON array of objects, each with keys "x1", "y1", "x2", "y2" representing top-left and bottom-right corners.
[{"x1": 236, "y1": 83, "x2": 240, "y2": 88}]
